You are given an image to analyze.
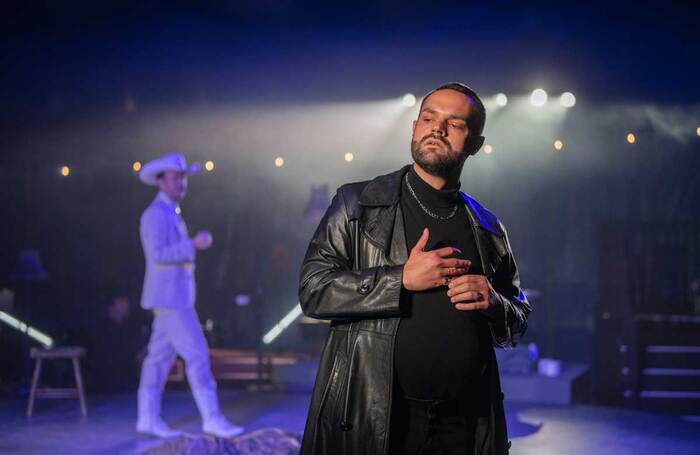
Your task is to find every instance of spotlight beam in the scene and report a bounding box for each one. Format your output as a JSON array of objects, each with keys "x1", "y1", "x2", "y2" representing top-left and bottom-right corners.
[
  {"x1": 262, "y1": 304, "x2": 303, "y2": 344},
  {"x1": 0, "y1": 311, "x2": 54, "y2": 348}
]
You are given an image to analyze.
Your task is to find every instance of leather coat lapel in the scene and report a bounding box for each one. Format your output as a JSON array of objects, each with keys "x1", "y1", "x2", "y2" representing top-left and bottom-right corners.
[
  {"x1": 359, "y1": 204, "x2": 398, "y2": 254},
  {"x1": 469, "y1": 211, "x2": 504, "y2": 277},
  {"x1": 462, "y1": 193, "x2": 506, "y2": 278},
  {"x1": 358, "y1": 166, "x2": 409, "y2": 255},
  {"x1": 389, "y1": 204, "x2": 409, "y2": 265},
  {"x1": 356, "y1": 165, "x2": 507, "y2": 276}
]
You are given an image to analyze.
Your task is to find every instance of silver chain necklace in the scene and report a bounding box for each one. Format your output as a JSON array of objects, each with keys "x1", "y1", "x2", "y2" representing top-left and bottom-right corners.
[{"x1": 404, "y1": 174, "x2": 459, "y2": 220}]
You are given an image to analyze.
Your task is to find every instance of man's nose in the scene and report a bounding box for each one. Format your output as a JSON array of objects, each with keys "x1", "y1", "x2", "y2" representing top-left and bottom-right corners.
[{"x1": 431, "y1": 122, "x2": 446, "y2": 136}]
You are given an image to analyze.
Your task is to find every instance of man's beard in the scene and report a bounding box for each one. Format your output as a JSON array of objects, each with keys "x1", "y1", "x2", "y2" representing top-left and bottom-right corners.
[{"x1": 410, "y1": 134, "x2": 465, "y2": 177}]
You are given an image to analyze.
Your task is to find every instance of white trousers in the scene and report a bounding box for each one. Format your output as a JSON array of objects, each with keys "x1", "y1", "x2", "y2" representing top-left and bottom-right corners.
[{"x1": 138, "y1": 307, "x2": 217, "y2": 394}]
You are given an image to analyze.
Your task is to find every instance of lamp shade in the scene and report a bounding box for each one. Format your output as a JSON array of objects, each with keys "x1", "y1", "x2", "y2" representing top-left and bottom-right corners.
[{"x1": 9, "y1": 249, "x2": 48, "y2": 283}]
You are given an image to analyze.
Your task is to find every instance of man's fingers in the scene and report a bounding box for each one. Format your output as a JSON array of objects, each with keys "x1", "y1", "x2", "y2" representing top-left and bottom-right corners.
[
  {"x1": 434, "y1": 246, "x2": 460, "y2": 258},
  {"x1": 447, "y1": 281, "x2": 486, "y2": 295},
  {"x1": 439, "y1": 258, "x2": 471, "y2": 269},
  {"x1": 447, "y1": 274, "x2": 486, "y2": 287},
  {"x1": 454, "y1": 302, "x2": 489, "y2": 311},
  {"x1": 412, "y1": 228, "x2": 430, "y2": 254},
  {"x1": 452, "y1": 274, "x2": 485, "y2": 283},
  {"x1": 439, "y1": 267, "x2": 468, "y2": 277},
  {"x1": 449, "y1": 291, "x2": 483, "y2": 304}
]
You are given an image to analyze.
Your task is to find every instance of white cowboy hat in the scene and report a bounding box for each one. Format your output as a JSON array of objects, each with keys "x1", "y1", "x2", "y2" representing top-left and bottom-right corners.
[{"x1": 139, "y1": 152, "x2": 201, "y2": 186}]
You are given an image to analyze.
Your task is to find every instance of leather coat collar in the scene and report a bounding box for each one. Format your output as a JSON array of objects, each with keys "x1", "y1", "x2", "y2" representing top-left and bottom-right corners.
[
  {"x1": 358, "y1": 165, "x2": 504, "y2": 235},
  {"x1": 356, "y1": 165, "x2": 506, "y2": 276}
]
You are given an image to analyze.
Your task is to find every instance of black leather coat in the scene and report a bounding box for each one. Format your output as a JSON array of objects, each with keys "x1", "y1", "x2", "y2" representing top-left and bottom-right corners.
[{"x1": 299, "y1": 166, "x2": 531, "y2": 455}]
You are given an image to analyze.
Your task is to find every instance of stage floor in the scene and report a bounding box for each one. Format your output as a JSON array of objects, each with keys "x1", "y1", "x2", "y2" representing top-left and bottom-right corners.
[{"x1": 1, "y1": 389, "x2": 699, "y2": 454}]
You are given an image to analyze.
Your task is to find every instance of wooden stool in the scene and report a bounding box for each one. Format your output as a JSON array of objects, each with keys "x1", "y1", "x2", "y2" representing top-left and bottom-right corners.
[{"x1": 27, "y1": 346, "x2": 88, "y2": 417}]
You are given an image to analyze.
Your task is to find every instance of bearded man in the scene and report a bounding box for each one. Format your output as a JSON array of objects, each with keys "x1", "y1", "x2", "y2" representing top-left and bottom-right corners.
[{"x1": 299, "y1": 83, "x2": 531, "y2": 455}]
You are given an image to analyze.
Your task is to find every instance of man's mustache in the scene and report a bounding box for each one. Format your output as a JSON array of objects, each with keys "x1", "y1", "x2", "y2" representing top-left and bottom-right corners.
[{"x1": 421, "y1": 134, "x2": 450, "y2": 148}]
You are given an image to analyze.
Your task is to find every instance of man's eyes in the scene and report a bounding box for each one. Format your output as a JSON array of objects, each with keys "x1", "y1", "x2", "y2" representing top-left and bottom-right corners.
[{"x1": 421, "y1": 115, "x2": 466, "y2": 130}]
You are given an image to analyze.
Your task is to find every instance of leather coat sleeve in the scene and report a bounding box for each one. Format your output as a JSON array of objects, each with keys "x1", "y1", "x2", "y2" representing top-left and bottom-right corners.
[
  {"x1": 299, "y1": 187, "x2": 403, "y2": 320},
  {"x1": 483, "y1": 225, "x2": 531, "y2": 348}
]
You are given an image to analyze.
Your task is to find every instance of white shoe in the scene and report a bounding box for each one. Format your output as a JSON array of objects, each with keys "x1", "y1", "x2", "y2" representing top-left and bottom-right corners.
[
  {"x1": 202, "y1": 414, "x2": 244, "y2": 439},
  {"x1": 137, "y1": 418, "x2": 183, "y2": 438},
  {"x1": 136, "y1": 388, "x2": 182, "y2": 438},
  {"x1": 191, "y1": 387, "x2": 245, "y2": 438}
]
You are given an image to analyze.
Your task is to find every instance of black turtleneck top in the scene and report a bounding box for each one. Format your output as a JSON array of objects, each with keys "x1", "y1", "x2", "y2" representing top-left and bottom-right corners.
[{"x1": 395, "y1": 166, "x2": 490, "y2": 400}]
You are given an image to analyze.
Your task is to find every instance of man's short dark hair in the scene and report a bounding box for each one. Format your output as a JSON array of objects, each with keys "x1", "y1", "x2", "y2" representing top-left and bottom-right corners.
[{"x1": 419, "y1": 82, "x2": 486, "y2": 137}]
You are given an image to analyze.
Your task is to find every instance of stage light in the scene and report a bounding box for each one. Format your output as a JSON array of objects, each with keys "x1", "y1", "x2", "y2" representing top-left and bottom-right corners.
[
  {"x1": 402, "y1": 93, "x2": 416, "y2": 107},
  {"x1": 530, "y1": 89, "x2": 548, "y2": 107},
  {"x1": 560, "y1": 92, "x2": 576, "y2": 108},
  {"x1": 262, "y1": 304, "x2": 303, "y2": 344},
  {"x1": 627, "y1": 133, "x2": 636, "y2": 144},
  {"x1": 484, "y1": 144, "x2": 493, "y2": 154},
  {"x1": 554, "y1": 139, "x2": 564, "y2": 151},
  {"x1": 696, "y1": 126, "x2": 700, "y2": 136},
  {"x1": 344, "y1": 152, "x2": 354, "y2": 162},
  {"x1": 0, "y1": 311, "x2": 54, "y2": 348},
  {"x1": 495, "y1": 93, "x2": 508, "y2": 107},
  {"x1": 274, "y1": 157, "x2": 285, "y2": 167},
  {"x1": 205, "y1": 160, "x2": 215, "y2": 171},
  {"x1": 132, "y1": 161, "x2": 142, "y2": 172},
  {"x1": 60, "y1": 166, "x2": 70, "y2": 177}
]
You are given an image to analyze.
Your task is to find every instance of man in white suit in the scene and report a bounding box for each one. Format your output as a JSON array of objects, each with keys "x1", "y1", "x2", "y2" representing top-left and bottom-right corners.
[{"x1": 136, "y1": 152, "x2": 243, "y2": 439}]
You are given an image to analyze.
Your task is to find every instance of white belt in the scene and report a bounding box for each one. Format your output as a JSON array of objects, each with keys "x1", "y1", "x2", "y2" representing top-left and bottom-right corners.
[{"x1": 154, "y1": 263, "x2": 195, "y2": 270}]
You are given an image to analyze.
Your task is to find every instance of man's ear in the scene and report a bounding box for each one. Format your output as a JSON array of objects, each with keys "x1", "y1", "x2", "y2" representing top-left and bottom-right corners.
[{"x1": 466, "y1": 135, "x2": 485, "y2": 156}]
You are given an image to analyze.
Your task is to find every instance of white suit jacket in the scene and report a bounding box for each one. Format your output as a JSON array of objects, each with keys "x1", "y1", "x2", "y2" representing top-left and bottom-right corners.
[{"x1": 139, "y1": 193, "x2": 196, "y2": 310}]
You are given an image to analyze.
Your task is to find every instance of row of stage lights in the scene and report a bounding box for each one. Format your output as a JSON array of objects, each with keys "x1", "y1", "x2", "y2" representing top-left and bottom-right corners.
[
  {"x1": 53, "y1": 87, "x2": 699, "y2": 177},
  {"x1": 482, "y1": 132, "x2": 638, "y2": 155},
  {"x1": 401, "y1": 88, "x2": 577, "y2": 108},
  {"x1": 55, "y1": 126, "x2": 696, "y2": 178},
  {"x1": 51, "y1": 129, "x2": 652, "y2": 177},
  {"x1": 57, "y1": 153, "x2": 357, "y2": 177}
]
